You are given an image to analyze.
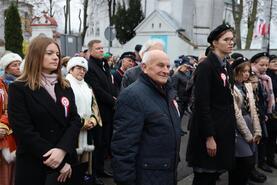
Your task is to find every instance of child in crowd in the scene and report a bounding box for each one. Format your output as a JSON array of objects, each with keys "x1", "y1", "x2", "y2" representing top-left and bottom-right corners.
[{"x1": 229, "y1": 57, "x2": 261, "y2": 185}]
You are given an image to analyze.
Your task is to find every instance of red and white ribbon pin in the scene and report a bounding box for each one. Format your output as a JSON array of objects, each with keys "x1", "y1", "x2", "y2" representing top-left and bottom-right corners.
[
  {"x1": 220, "y1": 73, "x2": 226, "y2": 87},
  {"x1": 173, "y1": 99, "x2": 180, "y2": 117},
  {"x1": 61, "y1": 97, "x2": 70, "y2": 117}
]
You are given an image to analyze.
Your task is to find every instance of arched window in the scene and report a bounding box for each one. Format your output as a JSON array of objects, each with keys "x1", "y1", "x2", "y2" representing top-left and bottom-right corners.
[
  {"x1": 96, "y1": 28, "x2": 100, "y2": 36},
  {"x1": 91, "y1": 28, "x2": 94, "y2": 35},
  {"x1": 96, "y1": 22, "x2": 100, "y2": 36}
]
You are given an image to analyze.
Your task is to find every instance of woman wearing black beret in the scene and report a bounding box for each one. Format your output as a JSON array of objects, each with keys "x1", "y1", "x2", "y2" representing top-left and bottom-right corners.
[{"x1": 186, "y1": 24, "x2": 236, "y2": 185}]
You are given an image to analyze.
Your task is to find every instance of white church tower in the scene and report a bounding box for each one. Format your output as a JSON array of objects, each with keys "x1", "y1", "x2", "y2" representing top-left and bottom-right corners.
[
  {"x1": 84, "y1": 0, "x2": 227, "y2": 60},
  {"x1": 145, "y1": 0, "x2": 225, "y2": 47}
]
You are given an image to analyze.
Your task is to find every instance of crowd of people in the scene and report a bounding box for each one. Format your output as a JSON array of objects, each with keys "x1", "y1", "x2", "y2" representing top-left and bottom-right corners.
[{"x1": 0, "y1": 23, "x2": 276, "y2": 185}]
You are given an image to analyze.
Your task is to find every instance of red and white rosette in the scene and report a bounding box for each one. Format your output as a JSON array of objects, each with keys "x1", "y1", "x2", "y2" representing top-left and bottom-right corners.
[
  {"x1": 220, "y1": 73, "x2": 226, "y2": 87},
  {"x1": 61, "y1": 97, "x2": 70, "y2": 117},
  {"x1": 173, "y1": 99, "x2": 180, "y2": 117}
]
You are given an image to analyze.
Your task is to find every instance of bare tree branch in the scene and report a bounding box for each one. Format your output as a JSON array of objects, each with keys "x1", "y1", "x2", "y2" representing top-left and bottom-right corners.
[
  {"x1": 245, "y1": 0, "x2": 258, "y2": 49},
  {"x1": 232, "y1": 0, "x2": 243, "y2": 49},
  {"x1": 81, "y1": 0, "x2": 88, "y2": 45},
  {"x1": 78, "y1": 8, "x2": 82, "y2": 33}
]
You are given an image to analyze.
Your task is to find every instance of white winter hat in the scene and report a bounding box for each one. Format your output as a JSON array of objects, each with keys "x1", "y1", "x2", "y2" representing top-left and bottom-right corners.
[
  {"x1": 0, "y1": 52, "x2": 22, "y2": 70},
  {"x1": 66, "y1": 57, "x2": 88, "y2": 72}
]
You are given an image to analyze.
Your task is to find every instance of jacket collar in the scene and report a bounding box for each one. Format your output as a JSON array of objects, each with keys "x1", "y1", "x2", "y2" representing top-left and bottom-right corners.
[
  {"x1": 89, "y1": 56, "x2": 111, "y2": 74},
  {"x1": 139, "y1": 73, "x2": 175, "y2": 100},
  {"x1": 89, "y1": 56, "x2": 103, "y2": 65},
  {"x1": 207, "y1": 52, "x2": 235, "y2": 89},
  {"x1": 30, "y1": 84, "x2": 66, "y2": 126},
  {"x1": 139, "y1": 73, "x2": 180, "y2": 129},
  {"x1": 208, "y1": 52, "x2": 224, "y2": 70},
  {"x1": 140, "y1": 73, "x2": 166, "y2": 95}
]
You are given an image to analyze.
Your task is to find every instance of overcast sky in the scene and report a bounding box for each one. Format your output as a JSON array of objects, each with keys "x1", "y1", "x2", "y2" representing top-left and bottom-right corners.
[
  {"x1": 31, "y1": 0, "x2": 84, "y2": 33},
  {"x1": 55, "y1": 0, "x2": 84, "y2": 33}
]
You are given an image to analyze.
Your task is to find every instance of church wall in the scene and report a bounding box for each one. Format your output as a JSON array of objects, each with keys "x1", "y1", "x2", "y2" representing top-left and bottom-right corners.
[{"x1": 180, "y1": 0, "x2": 194, "y2": 40}]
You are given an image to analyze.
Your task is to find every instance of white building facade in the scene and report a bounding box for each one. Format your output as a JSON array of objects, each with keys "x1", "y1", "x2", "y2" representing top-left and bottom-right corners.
[{"x1": 84, "y1": 0, "x2": 230, "y2": 61}]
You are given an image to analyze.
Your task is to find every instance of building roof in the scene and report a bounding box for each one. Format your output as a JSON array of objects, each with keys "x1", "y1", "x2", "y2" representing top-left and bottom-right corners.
[
  {"x1": 135, "y1": 9, "x2": 182, "y2": 32},
  {"x1": 158, "y1": 10, "x2": 181, "y2": 30},
  {"x1": 134, "y1": 9, "x2": 195, "y2": 47},
  {"x1": 31, "y1": 12, "x2": 57, "y2": 27},
  {"x1": 18, "y1": 1, "x2": 34, "y2": 8},
  {"x1": 224, "y1": 0, "x2": 232, "y2": 4}
]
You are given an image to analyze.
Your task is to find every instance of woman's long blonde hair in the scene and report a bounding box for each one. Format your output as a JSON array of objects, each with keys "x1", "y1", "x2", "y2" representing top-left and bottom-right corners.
[{"x1": 17, "y1": 36, "x2": 69, "y2": 90}]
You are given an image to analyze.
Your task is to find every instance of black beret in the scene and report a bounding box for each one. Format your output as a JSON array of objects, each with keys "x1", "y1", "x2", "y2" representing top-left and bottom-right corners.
[
  {"x1": 231, "y1": 52, "x2": 244, "y2": 60},
  {"x1": 269, "y1": 54, "x2": 277, "y2": 62},
  {"x1": 187, "y1": 55, "x2": 198, "y2": 62},
  {"x1": 120, "y1": 51, "x2": 136, "y2": 61},
  {"x1": 134, "y1": 44, "x2": 142, "y2": 52},
  {"x1": 174, "y1": 56, "x2": 193, "y2": 67},
  {"x1": 231, "y1": 57, "x2": 249, "y2": 70},
  {"x1": 250, "y1": 52, "x2": 269, "y2": 63},
  {"x1": 207, "y1": 24, "x2": 233, "y2": 44}
]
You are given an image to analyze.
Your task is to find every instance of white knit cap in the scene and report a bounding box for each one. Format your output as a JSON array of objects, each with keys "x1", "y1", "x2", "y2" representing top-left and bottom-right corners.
[
  {"x1": 66, "y1": 57, "x2": 88, "y2": 72},
  {"x1": 0, "y1": 53, "x2": 22, "y2": 70}
]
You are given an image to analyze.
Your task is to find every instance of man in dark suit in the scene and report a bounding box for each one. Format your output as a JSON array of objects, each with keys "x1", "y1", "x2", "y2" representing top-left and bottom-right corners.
[{"x1": 84, "y1": 40, "x2": 117, "y2": 185}]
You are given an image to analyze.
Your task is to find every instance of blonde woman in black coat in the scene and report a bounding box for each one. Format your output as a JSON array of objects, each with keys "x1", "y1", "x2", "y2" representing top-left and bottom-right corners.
[
  {"x1": 186, "y1": 24, "x2": 236, "y2": 185},
  {"x1": 8, "y1": 37, "x2": 82, "y2": 185}
]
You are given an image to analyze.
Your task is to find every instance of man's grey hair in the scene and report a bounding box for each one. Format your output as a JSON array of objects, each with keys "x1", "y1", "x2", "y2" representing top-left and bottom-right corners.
[
  {"x1": 141, "y1": 51, "x2": 151, "y2": 64},
  {"x1": 142, "y1": 49, "x2": 167, "y2": 64},
  {"x1": 139, "y1": 39, "x2": 165, "y2": 58}
]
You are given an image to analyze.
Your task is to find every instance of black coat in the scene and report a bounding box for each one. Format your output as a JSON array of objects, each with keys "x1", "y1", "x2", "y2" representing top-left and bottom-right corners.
[
  {"x1": 186, "y1": 52, "x2": 236, "y2": 170},
  {"x1": 266, "y1": 69, "x2": 277, "y2": 131},
  {"x1": 8, "y1": 81, "x2": 82, "y2": 185},
  {"x1": 84, "y1": 56, "x2": 117, "y2": 125},
  {"x1": 111, "y1": 74, "x2": 181, "y2": 185},
  {"x1": 171, "y1": 71, "x2": 191, "y2": 116},
  {"x1": 121, "y1": 65, "x2": 142, "y2": 89},
  {"x1": 113, "y1": 68, "x2": 124, "y2": 92},
  {"x1": 267, "y1": 69, "x2": 277, "y2": 99}
]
